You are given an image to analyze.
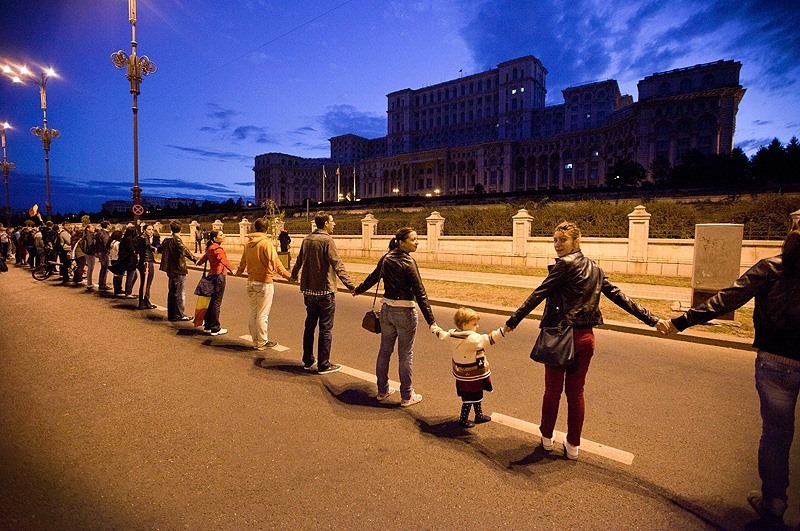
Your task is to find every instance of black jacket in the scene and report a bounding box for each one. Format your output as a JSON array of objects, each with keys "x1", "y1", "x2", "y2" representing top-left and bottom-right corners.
[
  {"x1": 135, "y1": 235, "x2": 156, "y2": 265},
  {"x1": 672, "y1": 256, "x2": 800, "y2": 360},
  {"x1": 355, "y1": 249, "x2": 436, "y2": 326},
  {"x1": 506, "y1": 249, "x2": 658, "y2": 330}
]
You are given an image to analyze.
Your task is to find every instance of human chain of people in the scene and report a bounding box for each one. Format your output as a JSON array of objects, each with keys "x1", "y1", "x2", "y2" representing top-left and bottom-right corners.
[{"x1": 2, "y1": 211, "x2": 798, "y2": 528}]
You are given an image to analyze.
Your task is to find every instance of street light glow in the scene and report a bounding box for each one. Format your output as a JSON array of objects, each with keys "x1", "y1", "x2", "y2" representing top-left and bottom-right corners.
[
  {"x1": 19, "y1": 66, "x2": 29, "y2": 75},
  {"x1": 1, "y1": 122, "x2": 10, "y2": 130}
]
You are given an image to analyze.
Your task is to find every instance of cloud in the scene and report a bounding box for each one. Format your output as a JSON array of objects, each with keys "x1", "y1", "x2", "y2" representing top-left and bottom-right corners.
[
  {"x1": 457, "y1": 0, "x2": 800, "y2": 102},
  {"x1": 235, "y1": 181, "x2": 255, "y2": 186},
  {"x1": 291, "y1": 126, "x2": 318, "y2": 136},
  {"x1": 232, "y1": 125, "x2": 276, "y2": 144},
  {"x1": 201, "y1": 103, "x2": 237, "y2": 133},
  {"x1": 167, "y1": 145, "x2": 252, "y2": 163},
  {"x1": 318, "y1": 104, "x2": 386, "y2": 138},
  {"x1": 735, "y1": 137, "x2": 775, "y2": 152},
  {"x1": 753, "y1": 119, "x2": 772, "y2": 126}
]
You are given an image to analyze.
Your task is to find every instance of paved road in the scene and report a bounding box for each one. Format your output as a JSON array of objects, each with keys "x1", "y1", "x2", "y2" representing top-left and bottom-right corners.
[{"x1": 1, "y1": 265, "x2": 796, "y2": 529}]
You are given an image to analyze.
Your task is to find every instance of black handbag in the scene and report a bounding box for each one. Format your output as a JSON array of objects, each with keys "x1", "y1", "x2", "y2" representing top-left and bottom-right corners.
[
  {"x1": 194, "y1": 262, "x2": 216, "y2": 297},
  {"x1": 361, "y1": 257, "x2": 385, "y2": 334},
  {"x1": 530, "y1": 322, "x2": 575, "y2": 368}
]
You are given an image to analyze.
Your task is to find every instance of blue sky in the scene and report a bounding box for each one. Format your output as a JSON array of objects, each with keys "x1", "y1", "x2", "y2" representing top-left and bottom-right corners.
[{"x1": 1, "y1": 0, "x2": 798, "y2": 214}]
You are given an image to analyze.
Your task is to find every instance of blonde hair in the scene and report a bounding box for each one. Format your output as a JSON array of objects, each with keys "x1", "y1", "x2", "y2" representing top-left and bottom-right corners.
[{"x1": 453, "y1": 307, "x2": 480, "y2": 330}]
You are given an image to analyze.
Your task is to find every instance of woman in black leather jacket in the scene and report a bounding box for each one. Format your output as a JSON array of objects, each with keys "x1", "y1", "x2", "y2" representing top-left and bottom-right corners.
[
  {"x1": 661, "y1": 229, "x2": 800, "y2": 524},
  {"x1": 505, "y1": 221, "x2": 658, "y2": 459},
  {"x1": 355, "y1": 228, "x2": 439, "y2": 407}
]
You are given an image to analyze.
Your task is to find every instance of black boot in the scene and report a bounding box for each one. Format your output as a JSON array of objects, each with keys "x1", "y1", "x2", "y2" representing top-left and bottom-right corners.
[
  {"x1": 474, "y1": 401, "x2": 491, "y2": 424},
  {"x1": 459, "y1": 403, "x2": 475, "y2": 428}
]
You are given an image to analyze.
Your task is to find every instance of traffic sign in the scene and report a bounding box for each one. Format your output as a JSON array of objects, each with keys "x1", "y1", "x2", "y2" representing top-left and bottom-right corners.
[{"x1": 132, "y1": 204, "x2": 144, "y2": 216}]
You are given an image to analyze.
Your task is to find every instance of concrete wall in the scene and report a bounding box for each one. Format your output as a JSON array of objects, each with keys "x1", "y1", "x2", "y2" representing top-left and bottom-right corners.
[{"x1": 156, "y1": 206, "x2": 791, "y2": 277}]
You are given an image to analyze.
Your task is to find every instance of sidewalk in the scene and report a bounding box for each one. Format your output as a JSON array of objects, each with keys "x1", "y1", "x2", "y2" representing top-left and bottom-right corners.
[{"x1": 207, "y1": 251, "x2": 754, "y2": 352}]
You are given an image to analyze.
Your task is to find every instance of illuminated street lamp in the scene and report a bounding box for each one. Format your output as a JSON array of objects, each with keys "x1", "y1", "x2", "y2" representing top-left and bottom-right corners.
[
  {"x1": 111, "y1": 0, "x2": 157, "y2": 222},
  {"x1": 2, "y1": 64, "x2": 60, "y2": 221},
  {"x1": 1, "y1": 122, "x2": 15, "y2": 227}
]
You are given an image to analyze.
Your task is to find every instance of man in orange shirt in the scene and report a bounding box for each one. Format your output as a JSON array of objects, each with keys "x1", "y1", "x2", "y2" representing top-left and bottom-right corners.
[{"x1": 236, "y1": 218, "x2": 292, "y2": 351}]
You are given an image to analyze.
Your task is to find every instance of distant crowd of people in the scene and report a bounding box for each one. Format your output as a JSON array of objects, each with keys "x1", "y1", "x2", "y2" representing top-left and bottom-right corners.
[{"x1": 3, "y1": 211, "x2": 799, "y2": 527}]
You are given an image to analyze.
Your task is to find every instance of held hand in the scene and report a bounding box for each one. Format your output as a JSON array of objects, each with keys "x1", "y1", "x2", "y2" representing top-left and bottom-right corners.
[
  {"x1": 656, "y1": 319, "x2": 677, "y2": 336},
  {"x1": 503, "y1": 325, "x2": 513, "y2": 334}
]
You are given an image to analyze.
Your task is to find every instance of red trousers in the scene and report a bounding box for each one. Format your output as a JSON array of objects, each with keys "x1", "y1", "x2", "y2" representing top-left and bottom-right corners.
[{"x1": 539, "y1": 327, "x2": 595, "y2": 447}]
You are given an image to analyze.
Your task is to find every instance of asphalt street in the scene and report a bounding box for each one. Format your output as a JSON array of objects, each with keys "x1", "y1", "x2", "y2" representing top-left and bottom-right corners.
[{"x1": 1, "y1": 264, "x2": 797, "y2": 529}]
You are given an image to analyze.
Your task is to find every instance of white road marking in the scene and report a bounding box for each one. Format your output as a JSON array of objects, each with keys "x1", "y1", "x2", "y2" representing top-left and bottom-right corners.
[
  {"x1": 338, "y1": 365, "x2": 401, "y2": 391},
  {"x1": 491, "y1": 413, "x2": 635, "y2": 465},
  {"x1": 238, "y1": 334, "x2": 290, "y2": 352}
]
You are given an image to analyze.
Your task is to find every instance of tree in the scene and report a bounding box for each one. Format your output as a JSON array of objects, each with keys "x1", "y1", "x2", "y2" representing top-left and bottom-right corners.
[
  {"x1": 650, "y1": 156, "x2": 671, "y2": 188},
  {"x1": 236, "y1": 197, "x2": 245, "y2": 208},
  {"x1": 605, "y1": 159, "x2": 646, "y2": 189},
  {"x1": 785, "y1": 136, "x2": 800, "y2": 184},
  {"x1": 750, "y1": 138, "x2": 786, "y2": 187}
]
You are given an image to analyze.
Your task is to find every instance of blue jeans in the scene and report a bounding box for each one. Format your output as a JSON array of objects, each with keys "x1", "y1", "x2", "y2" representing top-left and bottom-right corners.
[
  {"x1": 303, "y1": 293, "x2": 336, "y2": 369},
  {"x1": 755, "y1": 351, "x2": 800, "y2": 516},
  {"x1": 376, "y1": 304, "x2": 418, "y2": 401},
  {"x1": 167, "y1": 273, "x2": 186, "y2": 320}
]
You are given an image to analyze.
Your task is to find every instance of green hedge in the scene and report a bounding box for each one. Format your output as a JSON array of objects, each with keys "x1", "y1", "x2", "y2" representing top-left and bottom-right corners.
[{"x1": 160, "y1": 193, "x2": 798, "y2": 240}]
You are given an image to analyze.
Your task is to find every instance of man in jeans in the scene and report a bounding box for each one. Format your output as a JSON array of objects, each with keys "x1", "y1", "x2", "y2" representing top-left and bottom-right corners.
[
  {"x1": 159, "y1": 220, "x2": 197, "y2": 321},
  {"x1": 95, "y1": 221, "x2": 112, "y2": 292},
  {"x1": 235, "y1": 218, "x2": 292, "y2": 352},
  {"x1": 290, "y1": 211, "x2": 355, "y2": 374}
]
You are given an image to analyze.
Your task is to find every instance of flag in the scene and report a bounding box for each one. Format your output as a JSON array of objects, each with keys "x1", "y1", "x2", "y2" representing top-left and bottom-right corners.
[
  {"x1": 336, "y1": 165, "x2": 340, "y2": 176},
  {"x1": 193, "y1": 296, "x2": 211, "y2": 327},
  {"x1": 28, "y1": 204, "x2": 38, "y2": 217}
]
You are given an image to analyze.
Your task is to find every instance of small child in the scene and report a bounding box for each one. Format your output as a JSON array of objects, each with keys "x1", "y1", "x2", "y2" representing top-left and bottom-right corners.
[{"x1": 431, "y1": 307, "x2": 505, "y2": 428}]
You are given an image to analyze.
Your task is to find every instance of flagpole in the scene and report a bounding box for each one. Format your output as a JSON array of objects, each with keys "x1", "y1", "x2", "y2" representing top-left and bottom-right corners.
[
  {"x1": 322, "y1": 165, "x2": 326, "y2": 203},
  {"x1": 336, "y1": 165, "x2": 340, "y2": 203}
]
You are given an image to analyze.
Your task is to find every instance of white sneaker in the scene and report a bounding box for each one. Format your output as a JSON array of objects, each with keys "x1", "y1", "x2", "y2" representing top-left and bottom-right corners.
[
  {"x1": 564, "y1": 436, "x2": 579, "y2": 460},
  {"x1": 210, "y1": 328, "x2": 227, "y2": 336},
  {"x1": 400, "y1": 393, "x2": 423, "y2": 407},
  {"x1": 376, "y1": 387, "x2": 397, "y2": 401},
  {"x1": 541, "y1": 435, "x2": 554, "y2": 451}
]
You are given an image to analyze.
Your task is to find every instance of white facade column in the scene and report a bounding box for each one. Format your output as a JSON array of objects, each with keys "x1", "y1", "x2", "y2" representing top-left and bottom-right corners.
[
  {"x1": 627, "y1": 205, "x2": 651, "y2": 271},
  {"x1": 361, "y1": 213, "x2": 378, "y2": 251},
  {"x1": 189, "y1": 220, "x2": 199, "y2": 241},
  {"x1": 425, "y1": 211, "x2": 446, "y2": 255},
  {"x1": 239, "y1": 217, "x2": 251, "y2": 246},
  {"x1": 512, "y1": 209, "x2": 533, "y2": 256},
  {"x1": 212, "y1": 219, "x2": 223, "y2": 233}
]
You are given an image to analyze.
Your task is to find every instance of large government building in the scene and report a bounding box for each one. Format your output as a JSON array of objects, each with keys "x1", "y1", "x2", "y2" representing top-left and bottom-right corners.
[{"x1": 254, "y1": 55, "x2": 745, "y2": 206}]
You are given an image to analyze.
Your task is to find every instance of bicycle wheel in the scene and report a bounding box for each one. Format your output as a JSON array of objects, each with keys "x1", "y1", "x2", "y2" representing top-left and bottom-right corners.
[{"x1": 32, "y1": 264, "x2": 52, "y2": 280}]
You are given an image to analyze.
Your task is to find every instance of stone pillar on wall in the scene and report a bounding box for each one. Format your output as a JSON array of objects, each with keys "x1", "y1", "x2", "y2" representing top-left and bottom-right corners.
[
  {"x1": 189, "y1": 220, "x2": 199, "y2": 240},
  {"x1": 212, "y1": 219, "x2": 223, "y2": 233},
  {"x1": 361, "y1": 214, "x2": 378, "y2": 251},
  {"x1": 791, "y1": 209, "x2": 800, "y2": 230},
  {"x1": 627, "y1": 205, "x2": 651, "y2": 272},
  {"x1": 426, "y1": 211, "x2": 445, "y2": 255},
  {"x1": 239, "y1": 218, "x2": 251, "y2": 246},
  {"x1": 512, "y1": 209, "x2": 533, "y2": 256}
]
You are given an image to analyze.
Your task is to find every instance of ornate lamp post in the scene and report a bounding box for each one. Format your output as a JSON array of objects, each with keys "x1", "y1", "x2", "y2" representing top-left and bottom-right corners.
[
  {"x1": 1, "y1": 122, "x2": 15, "y2": 227},
  {"x1": 2, "y1": 64, "x2": 60, "y2": 221},
  {"x1": 29, "y1": 69, "x2": 60, "y2": 221},
  {"x1": 111, "y1": 0, "x2": 157, "y2": 222}
]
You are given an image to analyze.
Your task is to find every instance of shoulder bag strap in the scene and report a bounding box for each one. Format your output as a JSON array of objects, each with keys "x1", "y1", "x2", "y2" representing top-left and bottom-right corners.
[{"x1": 371, "y1": 254, "x2": 387, "y2": 311}]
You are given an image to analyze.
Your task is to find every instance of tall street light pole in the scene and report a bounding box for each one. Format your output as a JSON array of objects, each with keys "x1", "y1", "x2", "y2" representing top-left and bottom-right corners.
[
  {"x1": 111, "y1": 0, "x2": 157, "y2": 223},
  {"x1": 29, "y1": 68, "x2": 60, "y2": 221},
  {"x1": 3, "y1": 64, "x2": 60, "y2": 221},
  {"x1": 1, "y1": 122, "x2": 15, "y2": 228}
]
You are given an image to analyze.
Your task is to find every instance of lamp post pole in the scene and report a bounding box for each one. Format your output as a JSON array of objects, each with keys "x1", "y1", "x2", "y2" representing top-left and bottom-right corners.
[
  {"x1": 111, "y1": 0, "x2": 157, "y2": 223},
  {"x1": 1, "y1": 123, "x2": 15, "y2": 227},
  {"x1": 29, "y1": 70, "x2": 60, "y2": 221}
]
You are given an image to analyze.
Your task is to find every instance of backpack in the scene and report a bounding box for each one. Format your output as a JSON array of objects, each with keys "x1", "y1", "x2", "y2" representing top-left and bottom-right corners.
[{"x1": 84, "y1": 232, "x2": 97, "y2": 255}]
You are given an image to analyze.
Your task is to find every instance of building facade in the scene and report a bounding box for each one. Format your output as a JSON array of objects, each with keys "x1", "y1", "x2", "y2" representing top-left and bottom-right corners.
[{"x1": 254, "y1": 56, "x2": 745, "y2": 206}]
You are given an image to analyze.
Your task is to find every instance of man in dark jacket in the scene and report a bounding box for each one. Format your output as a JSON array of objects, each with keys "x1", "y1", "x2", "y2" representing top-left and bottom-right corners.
[
  {"x1": 290, "y1": 211, "x2": 355, "y2": 373},
  {"x1": 159, "y1": 220, "x2": 197, "y2": 321},
  {"x1": 135, "y1": 224, "x2": 158, "y2": 310},
  {"x1": 659, "y1": 229, "x2": 800, "y2": 526}
]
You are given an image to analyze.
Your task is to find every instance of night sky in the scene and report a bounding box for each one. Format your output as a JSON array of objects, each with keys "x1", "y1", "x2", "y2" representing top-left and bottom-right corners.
[{"x1": 1, "y1": 0, "x2": 798, "y2": 214}]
